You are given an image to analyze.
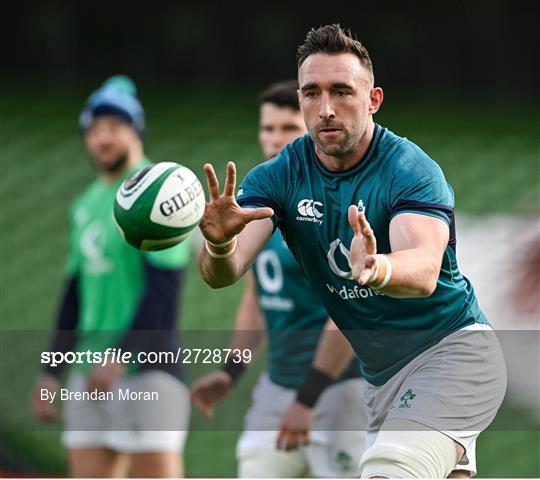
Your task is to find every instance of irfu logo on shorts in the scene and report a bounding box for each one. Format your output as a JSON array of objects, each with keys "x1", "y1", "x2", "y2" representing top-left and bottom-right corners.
[
  {"x1": 335, "y1": 450, "x2": 352, "y2": 472},
  {"x1": 399, "y1": 388, "x2": 416, "y2": 408}
]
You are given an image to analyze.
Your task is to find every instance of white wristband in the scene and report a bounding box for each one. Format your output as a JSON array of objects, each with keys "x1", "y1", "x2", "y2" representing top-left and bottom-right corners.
[
  {"x1": 372, "y1": 255, "x2": 392, "y2": 290},
  {"x1": 205, "y1": 238, "x2": 238, "y2": 259},
  {"x1": 207, "y1": 236, "x2": 237, "y2": 248}
]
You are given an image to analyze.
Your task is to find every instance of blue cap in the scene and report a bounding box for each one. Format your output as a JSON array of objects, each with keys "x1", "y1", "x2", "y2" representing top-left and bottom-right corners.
[{"x1": 79, "y1": 75, "x2": 145, "y2": 136}]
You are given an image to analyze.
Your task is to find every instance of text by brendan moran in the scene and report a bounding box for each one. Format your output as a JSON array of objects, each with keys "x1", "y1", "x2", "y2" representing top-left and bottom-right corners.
[{"x1": 41, "y1": 388, "x2": 159, "y2": 403}]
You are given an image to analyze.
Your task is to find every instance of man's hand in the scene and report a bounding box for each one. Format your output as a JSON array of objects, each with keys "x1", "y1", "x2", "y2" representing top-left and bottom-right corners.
[
  {"x1": 86, "y1": 362, "x2": 125, "y2": 393},
  {"x1": 200, "y1": 162, "x2": 274, "y2": 244},
  {"x1": 276, "y1": 401, "x2": 316, "y2": 451},
  {"x1": 348, "y1": 205, "x2": 378, "y2": 285},
  {"x1": 190, "y1": 370, "x2": 233, "y2": 419},
  {"x1": 30, "y1": 374, "x2": 60, "y2": 422}
]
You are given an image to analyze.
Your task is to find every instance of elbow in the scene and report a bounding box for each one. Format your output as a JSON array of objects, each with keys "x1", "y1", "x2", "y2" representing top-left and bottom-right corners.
[
  {"x1": 203, "y1": 275, "x2": 231, "y2": 289},
  {"x1": 419, "y1": 267, "x2": 439, "y2": 297},
  {"x1": 418, "y1": 280, "x2": 437, "y2": 297},
  {"x1": 202, "y1": 271, "x2": 237, "y2": 289}
]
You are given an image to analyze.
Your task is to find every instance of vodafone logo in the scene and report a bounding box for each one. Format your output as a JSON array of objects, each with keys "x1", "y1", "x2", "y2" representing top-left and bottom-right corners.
[
  {"x1": 325, "y1": 237, "x2": 384, "y2": 299},
  {"x1": 327, "y1": 238, "x2": 353, "y2": 280},
  {"x1": 296, "y1": 199, "x2": 324, "y2": 225}
]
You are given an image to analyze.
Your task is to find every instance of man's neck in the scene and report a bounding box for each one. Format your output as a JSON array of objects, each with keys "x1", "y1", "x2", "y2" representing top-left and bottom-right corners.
[{"x1": 315, "y1": 121, "x2": 375, "y2": 172}]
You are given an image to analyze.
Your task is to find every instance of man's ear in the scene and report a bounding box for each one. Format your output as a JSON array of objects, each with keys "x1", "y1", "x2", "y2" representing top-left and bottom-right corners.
[{"x1": 369, "y1": 87, "x2": 384, "y2": 115}]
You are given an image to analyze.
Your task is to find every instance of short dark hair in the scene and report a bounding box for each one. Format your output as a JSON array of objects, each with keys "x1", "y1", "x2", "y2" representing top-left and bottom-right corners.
[
  {"x1": 259, "y1": 79, "x2": 300, "y2": 111},
  {"x1": 297, "y1": 24, "x2": 373, "y2": 79}
]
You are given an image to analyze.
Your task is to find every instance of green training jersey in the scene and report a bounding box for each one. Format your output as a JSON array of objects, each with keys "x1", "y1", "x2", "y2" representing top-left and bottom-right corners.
[
  {"x1": 238, "y1": 125, "x2": 488, "y2": 386},
  {"x1": 66, "y1": 157, "x2": 190, "y2": 357},
  {"x1": 253, "y1": 228, "x2": 359, "y2": 389}
]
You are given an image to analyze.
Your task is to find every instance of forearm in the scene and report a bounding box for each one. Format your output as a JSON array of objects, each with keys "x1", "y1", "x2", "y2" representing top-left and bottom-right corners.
[
  {"x1": 118, "y1": 263, "x2": 183, "y2": 353},
  {"x1": 228, "y1": 315, "x2": 266, "y2": 361},
  {"x1": 44, "y1": 275, "x2": 80, "y2": 378},
  {"x1": 199, "y1": 218, "x2": 274, "y2": 288},
  {"x1": 295, "y1": 319, "x2": 355, "y2": 408},
  {"x1": 222, "y1": 273, "x2": 266, "y2": 381},
  {"x1": 312, "y1": 318, "x2": 354, "y2": 378},
  {"x1": 379, "y1": 249, "x2": 440, "y2": 298},
  {"x1": 199, "y1": 244, "x2": 244, "y2": 288},
  {"x1": 228, "y1": 272, "x2": 266, "y2": 358}
]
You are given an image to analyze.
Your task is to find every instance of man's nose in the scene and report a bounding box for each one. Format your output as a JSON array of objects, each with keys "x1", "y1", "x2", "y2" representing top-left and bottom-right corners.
[
  {"x1": 319, "y1": 92, "x2": 335, "y2": 120},
  {"x1": 94, "y1": 130, "x2": 114, "y2": 144}
]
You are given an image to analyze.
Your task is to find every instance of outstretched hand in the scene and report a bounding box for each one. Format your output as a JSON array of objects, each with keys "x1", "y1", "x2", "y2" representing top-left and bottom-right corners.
[
  {"x1": 276, "y1": 401, "x2": 315, "y2": 451},
  {"x1": 190, "y1": 370, "x2": 233, "y2": 419},
  {"x1": 348, "y1": 205, "x2": 378, "y2": 284},
  {"x1": 200, "y1": 162, "x2": 274, "y2": 245}
]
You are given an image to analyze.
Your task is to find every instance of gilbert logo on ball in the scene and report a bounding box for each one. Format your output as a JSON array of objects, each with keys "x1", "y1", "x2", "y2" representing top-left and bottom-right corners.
[{"x1": 114, "y1": 162, "x2": 205, "y2": 251}]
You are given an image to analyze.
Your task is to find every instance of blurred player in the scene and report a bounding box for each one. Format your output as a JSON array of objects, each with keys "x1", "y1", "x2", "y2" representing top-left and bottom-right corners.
[
  {"x1": 197, "y1": 25, "x2": 507, "y2": 478},
  {"x1": 30, "y1": 76, "x2": 190, "y2": 478},
  {"x1": 190, "y1": 80, "x2": 366, "y2": 478}
]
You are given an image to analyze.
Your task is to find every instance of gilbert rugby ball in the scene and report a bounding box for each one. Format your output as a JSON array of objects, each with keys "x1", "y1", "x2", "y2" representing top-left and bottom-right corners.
[{"x1": 114, "y1": 162, "x2": 205, "y2": 251}]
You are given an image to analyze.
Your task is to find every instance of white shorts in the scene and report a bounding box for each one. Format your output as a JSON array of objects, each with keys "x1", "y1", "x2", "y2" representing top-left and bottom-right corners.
[
  {"x1": 364, "y1": 324, "x2": 507, "y2": 476},
  {"x1": 237, "y1": 373, "x2": 366, "y2": 477},
  {"x1": 61, "y1": 370, "x2": 190, "y2": 453}
]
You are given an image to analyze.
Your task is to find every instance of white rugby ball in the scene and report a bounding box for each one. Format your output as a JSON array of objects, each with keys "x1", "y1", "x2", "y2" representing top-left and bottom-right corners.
[{"x1": 114, "y1": 162, "x2": 205, "y2": 250}]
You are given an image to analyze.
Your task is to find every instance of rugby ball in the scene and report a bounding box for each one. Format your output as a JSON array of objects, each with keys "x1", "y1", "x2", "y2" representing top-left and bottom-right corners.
[{"x1": 114, "y1": 162, "x2": 205, "y2": 251}]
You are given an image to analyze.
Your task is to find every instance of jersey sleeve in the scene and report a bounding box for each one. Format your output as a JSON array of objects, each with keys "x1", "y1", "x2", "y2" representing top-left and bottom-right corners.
[
  {"x1": 387, "y1": 145, "x2": 454, "y2": 226},
  {"x1": 64, "y1": 203, "x2": 81, "y2": 276},
  {"x1": 144, "y1": 236, "x2": 191, "y2": 269},
  {"x1": 236, "y1": 156, "x2": 288, "y2": 228}
]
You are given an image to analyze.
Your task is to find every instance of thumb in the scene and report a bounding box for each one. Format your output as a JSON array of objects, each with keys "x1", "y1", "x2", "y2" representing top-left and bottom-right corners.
[{"x1": 243, "y1": 207, "x2": 274, "y2": 223}]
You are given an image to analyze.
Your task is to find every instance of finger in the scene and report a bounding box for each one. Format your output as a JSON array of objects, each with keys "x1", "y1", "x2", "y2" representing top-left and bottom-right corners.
[
  {"x1": 192, "y1": 396, "x2": 210, "y2": 417},
  {"x1": 204, "y1": 405, "x2": 214, "y2": 420},
  {"x1": 348, "y1": 205, "x2": 362, "y2": 236},
  {"x1": 223, "y1": 161, "x2": 237, "y2": 197},
  {"x1": 358, "y1": 256, "x2": 377, "y2": 284},
  {"x1": 285, "y1": 432, "x2": 300, "y2": 451},
  {"x1": 300, "y1": 431, "x2": 310, "y2": 447},
  {"x1": 276, "y1": 430, "x2": 287, "y2": 450},
  {"x1": 242, "y1": 207, "x2": 274, "y2": 224},
  {"x1": 358, "y1": 213, "x2": 377, "y2": 253},
  {"x1": 204, "y1": 163, "x2": 221, "y2": 201},
  {"x1": 357, "y1": 211, "x2": 371, "y2": 233}
]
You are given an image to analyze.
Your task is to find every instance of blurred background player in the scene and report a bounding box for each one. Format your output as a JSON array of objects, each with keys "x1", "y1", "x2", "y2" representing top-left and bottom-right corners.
[
  {"x1": 190, "y1": 80, "x2": 366, "y2": 478},
  {"x1": 30, "y1": 76, "x2": 190, "y2": 478}
]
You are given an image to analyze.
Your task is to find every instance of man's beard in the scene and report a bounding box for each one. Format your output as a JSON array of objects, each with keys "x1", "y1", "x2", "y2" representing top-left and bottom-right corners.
[
  {"x1": 92, "y1": 152, "x2": 129, "y2": 174},
  {"x1": 311, "y1": 121, "x2": 365, "y2": 158}
]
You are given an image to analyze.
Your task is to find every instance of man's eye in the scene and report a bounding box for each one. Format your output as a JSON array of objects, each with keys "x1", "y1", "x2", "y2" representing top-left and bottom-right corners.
[
  {"x1": 305, "y1": 91, "x2": 319, "y2": 98},
  {"x1": 335, "y1": 90, "x2": 349, "y2": 97},
  {"x1": 283, "y1": 125, "x2": 302, "y2": 132}
]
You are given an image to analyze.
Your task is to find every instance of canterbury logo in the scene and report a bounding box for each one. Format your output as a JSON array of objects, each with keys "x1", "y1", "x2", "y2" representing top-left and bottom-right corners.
[
  {"x1": 327, "y1": 239, "x2": 353, "y2": 280},
  {"x1": 297, "y1": 199, "x2": 323, "y2": 218}
]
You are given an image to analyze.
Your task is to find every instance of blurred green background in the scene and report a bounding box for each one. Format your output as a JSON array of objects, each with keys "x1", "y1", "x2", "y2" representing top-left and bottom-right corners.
[
  {"x1": 1, "y1": 87, "x2": 539, "y2": 476},
  {"x1": 2, "y1": 2, "x2": 539, "y2": 477}
]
